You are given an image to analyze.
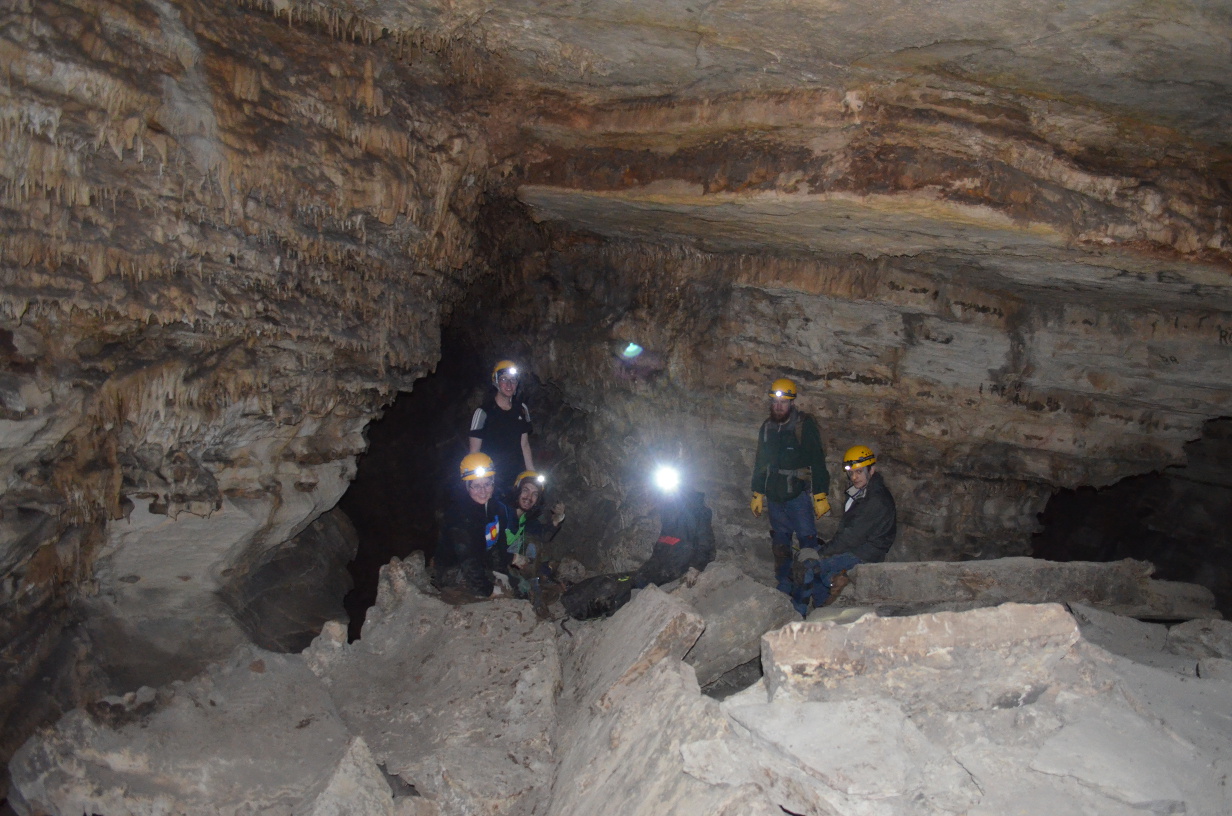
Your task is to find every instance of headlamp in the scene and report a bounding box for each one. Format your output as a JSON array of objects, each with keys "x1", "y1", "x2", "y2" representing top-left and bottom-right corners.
[
  {"x1": 652, "y1": 465, "x2": 681, "y2": 492},
  {"x1": 621, "y1": 342, "x2": 644, "y2": 359}
]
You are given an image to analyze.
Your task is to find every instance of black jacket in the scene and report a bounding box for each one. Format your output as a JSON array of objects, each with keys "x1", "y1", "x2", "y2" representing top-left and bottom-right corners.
[
  {"x1": 821, "y1": 471, "x2": 896, "y2": 563},
  {"x1": 633, "y1": 490, "x2": 716, "y2": 588},
  {"x1": 435, "y1": 496, "x2": 513, "y2": 596}
]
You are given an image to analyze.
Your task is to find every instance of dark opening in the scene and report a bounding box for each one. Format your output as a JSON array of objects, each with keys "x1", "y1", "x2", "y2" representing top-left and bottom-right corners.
[
  {"x1": 1031, "y1": 417, "x2": 1232, "y2": 619},
  {"x1": 338, "y1": 332, "x2": 487, "y2": 640}
]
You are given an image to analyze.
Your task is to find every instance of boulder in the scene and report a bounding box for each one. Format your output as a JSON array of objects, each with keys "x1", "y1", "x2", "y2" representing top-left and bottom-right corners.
[
  {"x1": 762, "y1": 603, "x2": 1080, "y2": 711},
  {"x1": 8, "y1": 648, "x2": 399, "y2": 816},
  {"x1": 835, "y1": 558, "x2": 1219, "y2": 620},
  {"x1": 673, "y1": 562, "x2": 798, "y2": 687},
  {"x1": 1166, "y1": 618, "x2": 1232, "y2": 659},
  {"x1": 547, "y1": 640, "x2": 772, "y2": 815},
  {"x1": 314, "y1": 559, "x2": 559, "y2": 816},
  {"x1": 1067, "y1": 602, "x2": 1197, "y2": 675}
]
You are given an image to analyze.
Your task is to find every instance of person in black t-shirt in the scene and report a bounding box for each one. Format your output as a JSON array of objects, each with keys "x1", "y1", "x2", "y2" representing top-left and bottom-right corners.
[{"x1": 469, "y1": 360, "x2": 534, "y2": 493}]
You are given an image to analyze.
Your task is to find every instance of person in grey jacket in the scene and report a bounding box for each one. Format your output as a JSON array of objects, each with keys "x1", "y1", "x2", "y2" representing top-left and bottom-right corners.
[{"x1": 807, "y1": 444, "x2": 896, "y2": 606}]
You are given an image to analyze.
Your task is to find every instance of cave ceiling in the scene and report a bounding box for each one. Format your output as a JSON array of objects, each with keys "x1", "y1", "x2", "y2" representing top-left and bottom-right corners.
[{"x1": 312, "y1": 0, "x2": 1232, "y2": 310}]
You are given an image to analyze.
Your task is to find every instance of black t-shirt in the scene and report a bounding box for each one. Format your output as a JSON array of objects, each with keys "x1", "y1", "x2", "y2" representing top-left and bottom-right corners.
[{"x1": 469, "y1": 397, "x2": 532, "y2": 486}]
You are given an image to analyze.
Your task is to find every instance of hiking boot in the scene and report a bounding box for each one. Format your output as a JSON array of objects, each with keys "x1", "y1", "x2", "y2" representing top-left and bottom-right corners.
[{"x1": 823, "y1": 571, "x2": 850, "y2": 606}]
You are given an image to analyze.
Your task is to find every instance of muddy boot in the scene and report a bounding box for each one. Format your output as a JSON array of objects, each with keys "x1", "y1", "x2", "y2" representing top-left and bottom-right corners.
[{"x1": 823, "y1": 571, "x2": 850, "y2": 606}]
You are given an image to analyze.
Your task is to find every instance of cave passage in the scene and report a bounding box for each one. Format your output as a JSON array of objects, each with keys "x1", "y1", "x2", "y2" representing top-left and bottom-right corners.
[
  {"x1": 338, "y1": 331, "x2": 488, "y2": 639},
  {"x1": 1031, "y1": 417, "x2": 1232, "y2": 619}
]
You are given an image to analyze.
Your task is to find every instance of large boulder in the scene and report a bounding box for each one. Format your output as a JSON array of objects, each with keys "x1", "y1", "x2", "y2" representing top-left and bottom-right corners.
[
  {"x1": 544, "y1": 585, "x2": 775, "y2": 816},
  {"x1": 762, "y1": 603, "x2": 1081, "y2": 711},
  {"x1": 8, "y1": 648, "x2": 400, "y2": 816},
  {"x1": 674, "y1": 562, "x2": 798, "y2": 687},
  {"x1": 835, "y1": 557, "x2": 1219, "y2": 620},
  {"x1": 311, "y1": 558, "x2": 560, "y2": 816}
]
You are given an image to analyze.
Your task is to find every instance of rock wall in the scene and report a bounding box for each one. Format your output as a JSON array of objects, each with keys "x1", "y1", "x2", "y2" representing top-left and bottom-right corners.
[
  {"x1": 0, "y1": 0, "x2": 498, "y2": 780},
  {"x1": 458, "y1": 210, "x2": 1231, "y2": 578}
]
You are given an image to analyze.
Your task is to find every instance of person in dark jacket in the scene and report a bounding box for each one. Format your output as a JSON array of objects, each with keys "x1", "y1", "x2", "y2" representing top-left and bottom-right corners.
[
  {"x1": 807, "y1": 444, "x2": 896, "y2": 607},
  {"x1": 633, "y1": 466, "x2": 716, "y2": 588},
  {"x1": 750, "y1": 377, "x2": 831, "y2": 583},
  {"x1": 435, "y1": 452, "x2": 514, "y2": 598},
  {"x1": 563, "y1": 465, "x2": 716, "y2": 619}
]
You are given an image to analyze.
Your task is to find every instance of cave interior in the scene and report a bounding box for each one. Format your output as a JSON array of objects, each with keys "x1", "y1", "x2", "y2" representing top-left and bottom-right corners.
[{"x1": 2, "y1": 0, "x2": 1232, "y2": 807}]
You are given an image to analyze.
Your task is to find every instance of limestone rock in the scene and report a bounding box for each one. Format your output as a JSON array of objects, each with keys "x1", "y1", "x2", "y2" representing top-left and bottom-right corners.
[
  {"x1": 1066, "y1": 602, "x2": 1197, "y2": 675},
  {"x1": 316, "y1": 559, "x2": 559, "y2": 816},
  {"x1": 833, "y1": 557, "x2": 1218, "y2": 620},
  {"x1": 723, "y1": 697, "x2": 980, "y2": 814},
  {"x1": 674, "y1": 561, "x2": 798, "y2": 687},
  {"x1": 557, "y1": 584, "x2": 704, "y2": 715},
  {"x1": 1165, "y1": 618, "x2": 1232, "y2": 659},
  {"x1": 762, "y1": 603, "x2": 1081, "y2": 711},
  {"x1": 546, "y1": 655, "x2": 771, "y2": 816},
  {"x1": 1029, "y1": 701, "x2": 1219, "y2": 814},
  {"x1": 8, "y1": 648, "x2": 398, "y2": 816},
  {"x1": 221, "y1": 505, "x2": 359, "y2": 653}
]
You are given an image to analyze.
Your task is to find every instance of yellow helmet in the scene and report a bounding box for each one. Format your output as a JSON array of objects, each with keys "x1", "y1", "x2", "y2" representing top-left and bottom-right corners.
[
  {"x1": 460, "y1": 452, "x2": 495, "y2": 481},
  {"x1": 843, "y1": 445, "x2": 876, "y2": 471},
  {"x1": 514, "y1": 470, "x2": 546, "y2": 490},
  {"x1": 491, "y1": 360, "x2": 519, "y2": 386},
  {"x1": 769, "y1": 378, "x2": 797, "y2": 400}
]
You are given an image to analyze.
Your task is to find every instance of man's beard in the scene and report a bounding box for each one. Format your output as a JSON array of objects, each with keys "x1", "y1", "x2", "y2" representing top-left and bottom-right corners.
[{"x1": 769, "y1": 404, "x2": 791, "y2": 422}]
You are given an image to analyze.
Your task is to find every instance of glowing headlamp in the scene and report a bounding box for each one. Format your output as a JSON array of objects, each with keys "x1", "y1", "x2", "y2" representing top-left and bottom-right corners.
[
  {"x1": 472, "y1": 466, "x2": 489, "y2": 478},
  {"x1": 652, "y1": 465, "x2": 681, "y2": 492},
  {"x1": 621, "y1": 342, "x2": 644, "y2": 359}
]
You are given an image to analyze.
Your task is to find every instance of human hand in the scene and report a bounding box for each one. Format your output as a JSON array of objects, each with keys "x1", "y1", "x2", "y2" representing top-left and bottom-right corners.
[
  {"x1": 750, "y1": 492, "x2": 766, "y2": 517},
  {"x1": 812, "y1": 492, "x2": 831, "y2": 518}
]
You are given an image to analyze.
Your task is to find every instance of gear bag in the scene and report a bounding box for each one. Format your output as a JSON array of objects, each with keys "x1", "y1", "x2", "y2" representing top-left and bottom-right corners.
[{"x1": 562, "y1": 573, "x2": 634, "y2": 620}]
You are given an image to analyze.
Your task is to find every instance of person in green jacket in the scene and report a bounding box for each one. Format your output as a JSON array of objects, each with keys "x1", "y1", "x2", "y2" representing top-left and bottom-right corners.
[{"x1": 749, "y1": 377, "x2": 831, "y2": 584}]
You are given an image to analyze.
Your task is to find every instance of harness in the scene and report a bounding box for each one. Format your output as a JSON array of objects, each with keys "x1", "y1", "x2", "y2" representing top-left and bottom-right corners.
[{"x1": 759, "y1": 411, "x2": 815, "y2": 494}]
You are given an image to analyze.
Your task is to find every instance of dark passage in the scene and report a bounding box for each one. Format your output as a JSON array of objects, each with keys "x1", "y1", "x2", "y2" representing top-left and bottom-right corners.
[
  {"x1": 338, "y1": 333, "x2": 488, "y2": 640},
  {"x1": 1031, "y1": 417, "x2": 1232, "y2": 619}
]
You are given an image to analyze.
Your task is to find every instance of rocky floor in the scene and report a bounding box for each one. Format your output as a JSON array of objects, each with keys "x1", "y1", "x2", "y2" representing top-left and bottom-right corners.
[{"x1": 8, "y1": 556, "x2": 1232, "y2": 816}]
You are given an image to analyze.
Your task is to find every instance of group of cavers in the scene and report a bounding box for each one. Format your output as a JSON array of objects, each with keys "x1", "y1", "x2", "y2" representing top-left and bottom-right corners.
[{"x1": 434, "y1": 362, "x2": 897, "y2": 619}]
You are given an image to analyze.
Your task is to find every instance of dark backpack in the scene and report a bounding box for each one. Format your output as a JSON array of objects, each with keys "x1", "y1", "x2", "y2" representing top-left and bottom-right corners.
[{"x1": 562, "y1": 573, "x2": 634, "y2": 620}]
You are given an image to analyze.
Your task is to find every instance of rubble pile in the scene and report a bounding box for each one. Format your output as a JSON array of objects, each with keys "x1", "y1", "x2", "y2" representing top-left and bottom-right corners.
[{"x1": 10, "y1": 559, "x2": 1232, "y2": 815}]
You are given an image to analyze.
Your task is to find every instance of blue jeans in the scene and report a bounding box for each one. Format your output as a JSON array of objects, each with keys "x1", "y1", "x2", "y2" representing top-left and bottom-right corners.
[
  {"x1": 784, "y1": 552, "x2": 863, "y2": 615},
  {"x1": 768, "y1": 491, "x2": 817, "y2": 582}
]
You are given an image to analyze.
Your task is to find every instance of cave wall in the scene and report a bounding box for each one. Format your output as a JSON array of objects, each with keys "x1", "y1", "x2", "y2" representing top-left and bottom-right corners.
[
  {"x1": 459, "y1": 211, "x2": 1231, "y2": 580},
  {"x1": 1, "y1": 0, "x2": 500, "y2": 774}
]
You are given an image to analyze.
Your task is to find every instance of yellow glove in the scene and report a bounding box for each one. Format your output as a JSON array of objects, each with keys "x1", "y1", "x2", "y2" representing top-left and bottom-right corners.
[
  {"x1": 750, "y1": 492, "x2": 766, "y2": 517},
  {"x1": 813, "y1": 492, "x2": 831, "y2": 518}
]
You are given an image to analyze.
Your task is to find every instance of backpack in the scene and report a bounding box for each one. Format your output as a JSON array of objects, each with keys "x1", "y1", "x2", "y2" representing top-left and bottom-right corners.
[{"x1": 562, "y1": 573, "x2": 634, "y2": 620}]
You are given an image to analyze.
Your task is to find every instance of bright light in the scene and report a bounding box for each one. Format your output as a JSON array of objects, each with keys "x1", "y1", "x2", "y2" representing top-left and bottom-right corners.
[
  {"x1": 652, "y1": 465, "x2": 681, "y2": 492},
  {"x1": 508, "y1": 367, "x2": 517, "y2": 376},
  {"x1": 536, "y1": 473, "x2": 546, "y2": 484},
  {"x1": 621, "y1": 343, "x2": 644, "y2": 359},
  {"x1": 475, "y1": 466, "x2": 488, "y2": 477}
]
